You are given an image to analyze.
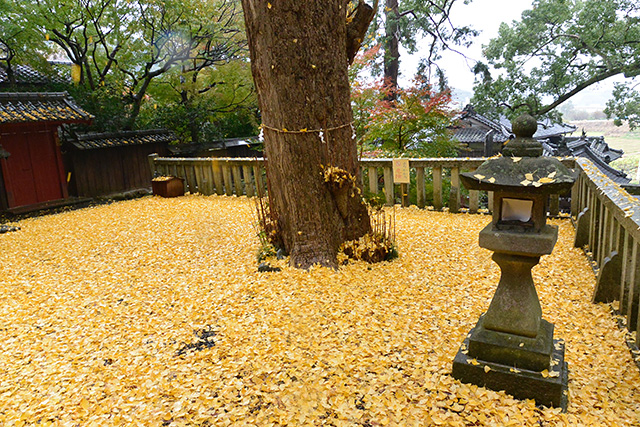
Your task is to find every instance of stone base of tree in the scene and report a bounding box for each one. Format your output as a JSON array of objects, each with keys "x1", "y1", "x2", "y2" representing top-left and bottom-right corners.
[{"x1": 452, "y1": 318, "x2": 568, "y2": 410}]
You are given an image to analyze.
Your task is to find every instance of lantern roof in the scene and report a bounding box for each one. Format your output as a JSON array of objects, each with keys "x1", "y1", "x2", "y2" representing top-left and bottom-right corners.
[{"x1": 460, "y1": 114, "x2": 577, "y2": 194}]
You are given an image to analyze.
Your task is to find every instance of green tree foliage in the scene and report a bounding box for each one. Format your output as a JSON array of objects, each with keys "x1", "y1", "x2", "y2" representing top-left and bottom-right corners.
[
  {"x1": 472, "y1": 0, "x2": 640, "y2": 121},
  {"x1": 143, "y1": 59, "x2": 258, "y2": 143},
  {"x1": 3, "y1": 0, "x2": 250, "y2": 136},
  {"x1": 350, "y1": 46, "x2": 457, "y2": 157},
  {"x1": 605, "y1": 83, "x2": 640, "y2": 130},
  {"x1": 0, "y1": 0, "x2": 51, "y2": 81}
]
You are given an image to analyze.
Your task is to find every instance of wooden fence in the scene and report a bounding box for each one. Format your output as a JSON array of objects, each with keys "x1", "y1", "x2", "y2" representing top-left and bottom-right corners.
[
  {"x1": 573, "y1": 158, "x2": 640, "y2": 334},
  {"x1": 148, "y1": 154, "x2": 575, "y2": 215},
  {"x1": 149, "y1": 155, "x2": 266, "y2": 198}
]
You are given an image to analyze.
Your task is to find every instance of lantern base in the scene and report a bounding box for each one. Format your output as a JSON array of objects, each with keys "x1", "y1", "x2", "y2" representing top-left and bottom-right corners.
[{"x1": 452, "y1": 321, "x2": 568, "y2": 410}]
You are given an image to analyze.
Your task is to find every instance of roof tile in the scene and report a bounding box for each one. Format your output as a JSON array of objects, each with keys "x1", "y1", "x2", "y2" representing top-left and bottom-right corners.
[
  {"x1": 67, "y1": 129, "x2": 177, "y2": 150},
  {"x1": 0, "y1": 92, "x2": 92, "y2": 124}
]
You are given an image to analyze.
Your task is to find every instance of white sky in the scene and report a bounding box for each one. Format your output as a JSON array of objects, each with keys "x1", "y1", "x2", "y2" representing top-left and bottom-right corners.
[{"x1": 400, "y1": 0, "x2": 614, "y2": 109}]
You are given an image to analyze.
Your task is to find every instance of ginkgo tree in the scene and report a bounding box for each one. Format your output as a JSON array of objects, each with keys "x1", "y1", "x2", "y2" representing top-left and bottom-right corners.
[{"x1": 241, "y1": 0, "x2": 376, "y2": 269}]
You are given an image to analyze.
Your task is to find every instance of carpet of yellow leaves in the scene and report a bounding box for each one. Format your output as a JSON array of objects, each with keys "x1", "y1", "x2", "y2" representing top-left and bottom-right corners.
[{"x1": 0, "y1": 195, "x2": 638, "y2": 426}]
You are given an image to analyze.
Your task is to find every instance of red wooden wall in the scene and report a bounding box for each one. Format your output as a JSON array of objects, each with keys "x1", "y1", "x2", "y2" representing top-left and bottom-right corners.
[{"x1": 0, "y1": 123, "x2": 68, "y2": 209}]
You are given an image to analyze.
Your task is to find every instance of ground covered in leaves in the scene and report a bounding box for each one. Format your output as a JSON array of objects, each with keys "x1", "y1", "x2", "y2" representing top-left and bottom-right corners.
[{"x1": 0, "y1": 195, "x2": 638, "y2": 426}]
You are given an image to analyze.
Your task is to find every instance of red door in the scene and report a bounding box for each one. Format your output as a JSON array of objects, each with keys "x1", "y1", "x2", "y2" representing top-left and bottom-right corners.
[{"x1": 0, "y1": 125, "x2": 67, "y2": 208}]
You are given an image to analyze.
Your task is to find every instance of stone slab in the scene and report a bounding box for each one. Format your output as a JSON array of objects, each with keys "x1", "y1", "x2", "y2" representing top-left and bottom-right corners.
[
  {"x1": 468, "y1": 315, "x2": 554, "y2": 372},
  {"x1": 452, "y1": 336, "x2": 568, "y2": 410},
  {"x1": 479, "y1": 223, "x2": 558, "y2": 256}
]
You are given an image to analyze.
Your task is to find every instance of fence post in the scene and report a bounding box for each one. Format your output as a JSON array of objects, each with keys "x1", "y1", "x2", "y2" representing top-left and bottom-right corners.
[
  {"x1": 243, "y1": 165, "x2": 255, "y2": 197},
  {"x1": 368, "y1": 167, "x2": 378, "y2": 195},
  {"x1": 203, "y1": 163, "x2": 214, "y2": 195},
  {"x1": 401, "y1": 183, "x2": 409, "y2": 207},
  {"x1": 469, "y1": 190, "x2": 479, "y2": 214},
  {"x1": 212, "y1": 161, "x2": 224, "y2": 195},
  {"x1": 594, "y1": 219, "x2": 623, "y2": 303},
  {"x1": 416, "y1": 167, "x2": 426, "y2": 209},
  {"x1": 232, "y1": 165, "x2": 243, "y2": 195},
  {"x1": 383, "y1": 166, "x2": 394, "y2": 206},
  {"x1": 147, "y1": 153, "x2": 159, "y2": 179},
  {"x1": 194, "y1": 163, "x2": 205, "y2": 194},
  {"x1": 185, "y1": 163, "x2": 198, "y2": 193},
  {"x1": 254, "y1": 165, "x2": 264, "y2": 196},
  {"x1": 626, "y1": 241, "x2": 638, "y2": 332},
  {"x1": 570, "y1": 178, "x2": 580, "y2": 219},
  {"x1": 449, "y1": 166, "x2": 460, "y2": 213},
  {"x1": 433, "y1": 166, "x2": 443, "y2": 210},
  {"x1": 223, "y1": 165, "x2": 233, "y2": 196}
]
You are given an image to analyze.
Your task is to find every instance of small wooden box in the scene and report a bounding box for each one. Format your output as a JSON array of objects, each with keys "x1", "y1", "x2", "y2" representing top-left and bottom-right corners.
[{"x1": 152, "y1": 176, "x2": 185, "y2": 197}]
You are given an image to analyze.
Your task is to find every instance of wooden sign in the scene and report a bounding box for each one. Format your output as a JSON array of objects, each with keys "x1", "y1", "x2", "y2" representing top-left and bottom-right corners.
[{"x1": 392, "y1": 158, "x2": 410, "y2": 183}]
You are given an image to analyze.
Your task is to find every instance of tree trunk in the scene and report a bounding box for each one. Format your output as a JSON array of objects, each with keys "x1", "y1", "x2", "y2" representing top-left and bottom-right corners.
[
  {"x1": 241, "y1": 0, "x2": 371, "y2": 269},
  {"x1": 384, "y1": 0, "x2": 399, "y2": 99},
  {"x1": 180, "y1": 89, "x2": 200, "y2": 144}
]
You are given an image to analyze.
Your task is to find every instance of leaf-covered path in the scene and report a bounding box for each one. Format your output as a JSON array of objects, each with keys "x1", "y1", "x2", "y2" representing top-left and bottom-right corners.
[{"x1": 0, "y1": 195, "x2": 638, "y2": 426}]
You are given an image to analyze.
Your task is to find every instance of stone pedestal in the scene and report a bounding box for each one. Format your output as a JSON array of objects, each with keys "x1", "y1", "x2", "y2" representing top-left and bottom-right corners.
[
  {"x1": 483, "y1": 253, "x2": 542, "y2": 337},
  {"x1": 452, "y1": 227, "x2": 569, "y2": 409},
  {"x1": 452, "y1": 316, "x2": 568, "y2": 409}
]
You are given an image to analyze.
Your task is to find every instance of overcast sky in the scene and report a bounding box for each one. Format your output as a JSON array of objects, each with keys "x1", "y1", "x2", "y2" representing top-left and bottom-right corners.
[{"x1": 401, "y1": 0, "x2": 613, "y2": 109}]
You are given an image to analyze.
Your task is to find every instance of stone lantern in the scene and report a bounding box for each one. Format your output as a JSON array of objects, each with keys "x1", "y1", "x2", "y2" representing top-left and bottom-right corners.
[{"x1": 452, "y1": 114, "x2": 576, "y2": 409}]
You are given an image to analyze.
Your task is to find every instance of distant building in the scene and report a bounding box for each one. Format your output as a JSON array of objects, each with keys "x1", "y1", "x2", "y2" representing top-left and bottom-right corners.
[
  {"x1": 542, "y1": 135, "x2": 628, "y2": 184},
  {"x1": 453, "y1": 105, "x2": 509, "y2": 157},
  {"x1": 452, "y1": 104, "x2": 630, "y2": 184}
]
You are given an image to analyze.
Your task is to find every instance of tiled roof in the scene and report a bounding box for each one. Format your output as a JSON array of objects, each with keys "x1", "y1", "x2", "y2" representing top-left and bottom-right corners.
[
  {"x1": 545, "y1": 136, "x2": 629, "y2": 184},
  {"x1": 0, "y1": 92, "x2": 93, "y2": 124},
  {"x1": 0, "y1": 64, "x2": 68, "y2": 85},
  {"x1": 564, "y1": 136, "x2": 623, "y2": 163},
  {"x1": 574, "y1": 145, "x2": 630, "y2": 184},
  {"x1": 458, "y1": 105, "x2": 505, "y2": 133},
  {"x1": 453, "y1": 127, "x2": 509, "y2": 144},
  {"x1": 68, "y1": 129, "x2": 177, "y2": 150}
]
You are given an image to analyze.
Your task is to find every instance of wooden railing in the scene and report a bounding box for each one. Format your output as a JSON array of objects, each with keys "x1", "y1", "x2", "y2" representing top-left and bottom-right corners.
[
  {"x1": 573, "y1": 157, "x2": 640, "y2": 334},
  {"x1": 149, "y1": 154, "x2": 574, "y2": 214},
  {"x1": 149, "y1": 155, "x2": 266, "y2": 198}
]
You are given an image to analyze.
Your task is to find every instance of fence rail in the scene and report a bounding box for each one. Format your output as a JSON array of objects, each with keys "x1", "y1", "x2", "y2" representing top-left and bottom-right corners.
[
  {"x1": 149, "y1": 154, "x2": 575, "y2": 215},
  {"x1": 573, "y1": 158, "x2": 640, "y2": 334}
]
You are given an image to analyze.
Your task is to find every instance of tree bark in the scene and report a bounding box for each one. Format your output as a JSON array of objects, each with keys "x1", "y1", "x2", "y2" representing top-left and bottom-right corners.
[
  {"x1": 241, "y1": 0, "x2": 371, "y2": 269},
  {"x1": 384, "y1": 0, "x2": 400, "y2": 99}
]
